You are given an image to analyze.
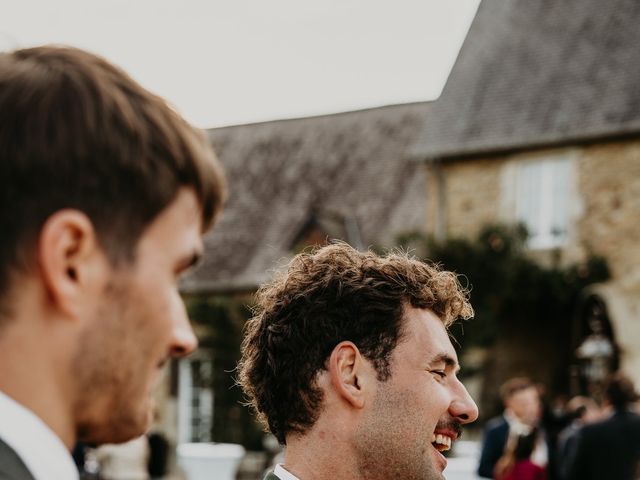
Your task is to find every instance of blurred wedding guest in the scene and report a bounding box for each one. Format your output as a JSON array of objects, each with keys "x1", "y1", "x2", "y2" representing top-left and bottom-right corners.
[
  {"x1": 478, "y1": 378, "x2": 549, "y2": 479},
  {"x1": 555, "y1": 396, "x2": 600, "y2": 480},
  {"x1": 0, "y1": 45, "x2": 225, "y2": 480},
  {"x1": 95, "y1": 436, "x2": 149, "y2": 480},
  {"x1": 566, "y1": 372, "x2": 640, "y2": 480},
  {"x1": 494, "y1": 429, "x2": 547, "y2": 480},
  {"x1": 146, "y1": 431, "x2": 170, "y2": 480},
  {"x1": 72, "y1": 442, "x2": 100, "y2": 479}
]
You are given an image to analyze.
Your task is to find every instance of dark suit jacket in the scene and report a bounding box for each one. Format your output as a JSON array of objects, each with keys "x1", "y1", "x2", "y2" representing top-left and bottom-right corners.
[
  {"x1": 0, "y1": 437, "x2": 36, "y2": 480},
  {"x1": 478, "y1": 416, "x2": 510, "y2": 478},
  {"x1": 566, "y1": 409, "x2": 640, "y2": 480},
  {"x1": 264, "y1": 472, "x2": 280, "y2": 480}
]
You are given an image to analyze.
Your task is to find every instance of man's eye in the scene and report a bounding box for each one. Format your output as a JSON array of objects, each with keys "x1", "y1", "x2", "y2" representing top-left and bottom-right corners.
[{"x1": 431, "y1": 370, "x2": 446, "y2": 378}]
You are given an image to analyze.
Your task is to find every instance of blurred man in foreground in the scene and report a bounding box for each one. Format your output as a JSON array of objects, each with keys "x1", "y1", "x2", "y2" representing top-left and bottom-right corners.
[
  {"x1": 555, "y1": 395, "x2": 600, "y2": 479},
  {"x1": 566, "y1": 372, "x2": 640, "y2": 480},
  {"x1": 238, "y1": 243, "x2": 479, "y2": 480},
  {"x1": 0, "y1": 45, "x2": 225, "y2": 479}
]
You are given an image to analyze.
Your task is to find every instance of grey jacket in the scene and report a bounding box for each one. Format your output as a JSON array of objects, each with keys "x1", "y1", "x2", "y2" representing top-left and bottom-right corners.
[{"x1": 0, "y1": 437, "x2": 36, "y2": 480}]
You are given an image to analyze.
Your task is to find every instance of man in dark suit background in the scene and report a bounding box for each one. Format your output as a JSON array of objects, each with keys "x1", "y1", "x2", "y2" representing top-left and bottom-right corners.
[
  {"x1": 566, "y1": 372, "x2": 640, "y2": 480},
  {"x1": 0, "y1": 46, "x2": 225, "y2": 479},
  {"x1": 478, "y1": 377, "x2": 549, "y2": 478},
  {"x1": 238, "y1": 243, "x2": 479, "y2": 480}
]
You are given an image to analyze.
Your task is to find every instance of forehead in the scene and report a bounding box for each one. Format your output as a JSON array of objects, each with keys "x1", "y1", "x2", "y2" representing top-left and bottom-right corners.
[
  {"x1": 395, "y1": 306, "x2": 458, "y2": 365},
  {"x1": 509, "y1": 387, "x2": 539, "y2": 403}
]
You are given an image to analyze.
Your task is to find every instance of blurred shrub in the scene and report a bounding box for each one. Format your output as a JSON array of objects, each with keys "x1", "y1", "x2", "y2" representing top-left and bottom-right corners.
[
  {"x1": 396, "y1": 223, "x2": 610, "y2": 349},
  {"x1": 187, "y1": 296, "x2": 265, "y2": 450}
]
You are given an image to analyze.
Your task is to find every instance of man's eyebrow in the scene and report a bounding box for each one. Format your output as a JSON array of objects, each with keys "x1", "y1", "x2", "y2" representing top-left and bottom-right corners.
[{"x1": 430, "y1": 353, "x2": 461, "y2": 373}]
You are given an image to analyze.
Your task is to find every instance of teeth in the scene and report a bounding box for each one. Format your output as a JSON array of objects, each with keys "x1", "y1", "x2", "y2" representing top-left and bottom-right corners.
[{"x1": 431, "y1": 433, "x2": 452, "y2": 451}]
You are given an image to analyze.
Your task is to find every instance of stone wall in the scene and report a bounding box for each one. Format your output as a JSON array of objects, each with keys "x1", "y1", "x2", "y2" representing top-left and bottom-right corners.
[
  {"x1": 577, "y1": 140, "x2": 640, "y2": 282},
  {"x1": 433, "y1": 141, "x2": 640, "y2": 278},
  {"x1": 430, "y1": 156, "x2": 506, "y2": 240},
  {"x1": 430, "y1": 140, "x2": 640, "y2": 390}
]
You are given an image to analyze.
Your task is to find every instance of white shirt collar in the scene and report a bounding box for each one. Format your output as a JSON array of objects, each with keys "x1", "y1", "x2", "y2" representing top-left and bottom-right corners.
[
  {"x1": 504, "y1": 410, "x2": 533, "y2": 435},
  {"x1": 503, "y1": 411, "x2": 548, "y2": 467},
  {"x1": 274, "y1": 463, "x2": 301, "y2": 480},
  {"x1": 0, "y1": 390, "x2": 79, "y2": 480}
]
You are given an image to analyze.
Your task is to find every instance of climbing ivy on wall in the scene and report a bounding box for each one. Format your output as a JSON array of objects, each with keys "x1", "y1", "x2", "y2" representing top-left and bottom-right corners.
[{"x1": 396, "y1": 223, "x2": 610, "y2": 350}]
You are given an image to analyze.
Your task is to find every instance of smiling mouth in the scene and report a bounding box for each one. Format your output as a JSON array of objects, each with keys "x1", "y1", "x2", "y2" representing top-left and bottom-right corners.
[
  {"x1": 431, "y1": 433, "x2": 453, "y2": 452},
  {"x1": 431, "y1": 420, "x2": 462, "y2": 453}
]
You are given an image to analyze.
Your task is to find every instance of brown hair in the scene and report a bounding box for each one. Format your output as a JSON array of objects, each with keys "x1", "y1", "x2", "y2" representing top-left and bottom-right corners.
[
  {"x1": 500, "y1": 377, "x2": 535, "y2": 403},
  {"x1": 238, "y1": 242, "x2": 472, "y2": 444},
  {"x1": 0, "y1": 45, "x2": 225, "y2": 316},
  {"x1": 604, "y1": 372, "x2": 638, "y2": 409}
]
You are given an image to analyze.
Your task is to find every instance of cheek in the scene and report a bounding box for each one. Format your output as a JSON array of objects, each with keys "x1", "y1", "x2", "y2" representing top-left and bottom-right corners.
[
  {"x1": 420, "y1": 381, "x2": 455, "y2": 422},
  {"x1": 400, "y1": 382, "x2": 446, "y2": 424},
  {"x1": 136, "y1": 277, "x2": 174, "y2": 325}
]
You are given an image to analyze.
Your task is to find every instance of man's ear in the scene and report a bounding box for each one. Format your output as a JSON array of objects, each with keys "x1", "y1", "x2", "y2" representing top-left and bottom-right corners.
[
  {"x1": 328, "y1": 341, "x2": 370, "y2": 409},
  {"x1": 38, "y1": 210, "x2": 106, "y2": 319}
]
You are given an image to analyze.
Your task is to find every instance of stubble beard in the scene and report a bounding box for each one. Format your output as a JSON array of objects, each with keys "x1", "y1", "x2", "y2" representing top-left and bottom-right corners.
[
  {"x1": 353, "y1": 386, "x2": 443, "y2": 480},
  {"x1": 72, "y1": 280, "x2": 152, "y2": 444}
]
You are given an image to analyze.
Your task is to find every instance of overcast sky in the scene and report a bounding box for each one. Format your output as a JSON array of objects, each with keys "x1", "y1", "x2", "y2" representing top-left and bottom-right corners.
[{"x1": 1, "y1": 1, "x2": 479, "y2": 128}]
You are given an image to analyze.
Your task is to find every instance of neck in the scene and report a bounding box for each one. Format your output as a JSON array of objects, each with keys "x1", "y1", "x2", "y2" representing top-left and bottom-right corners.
[
  {"x1": 283, "y1": 425, "x2": 359, "y2": 480},
  {"x1": 0, "y1": 310, "x2": 77, "y2": 449}
]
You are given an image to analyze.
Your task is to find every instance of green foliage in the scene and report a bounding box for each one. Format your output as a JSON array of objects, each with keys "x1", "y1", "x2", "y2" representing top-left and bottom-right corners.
[
  {"x1": 186, "y1": 296, "x2": 265, "y2": 450},
  {"x1": 397, "y1": 224, "x2": 610, "y2": 350}
]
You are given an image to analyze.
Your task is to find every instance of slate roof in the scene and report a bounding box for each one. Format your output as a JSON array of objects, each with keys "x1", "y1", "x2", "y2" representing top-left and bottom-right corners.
[
  {"x1": 411, "y1": 0, "x2": 640, "y2": 161},
  {"x1": 181, "y1": 103, "x2": 430, "y2": 294}
]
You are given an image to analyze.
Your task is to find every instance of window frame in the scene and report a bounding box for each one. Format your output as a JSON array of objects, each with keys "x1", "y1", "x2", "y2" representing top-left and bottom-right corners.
[{"x1": 501, "y1": 149, "x2": 580, "y2": 250}]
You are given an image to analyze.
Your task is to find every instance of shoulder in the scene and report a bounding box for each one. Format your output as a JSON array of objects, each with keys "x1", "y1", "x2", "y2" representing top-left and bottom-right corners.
[
  {"x1": 582, "y1": 410, "x2": 640, "y2": 435},
  {"x1": 520, "y1": 460, "x2": 545, "y2": 474},
  {"x1": 0, "y1": 438, "x2": 36, "y2": 480},
  {"x1": 484, "y1": 416, "x2": 509, "y2": 434},
  {"x1": 486, "y1": 416, "x2": 507, "y2": 428},
  {"x1": 532, "y1": 461, "x2": 545, "y2": 472},
  {"x1": 628, "y1": 411, "x2": 640, "y2": 424},
  {"x1": 575, "y1": 420, "x2": 603, "y2": 442}
]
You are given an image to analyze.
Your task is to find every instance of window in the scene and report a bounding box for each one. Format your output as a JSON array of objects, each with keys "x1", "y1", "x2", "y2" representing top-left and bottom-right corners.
[
  {"x1": 178, "y1": 353, "x2": 214, "y2": 443},
  {"x1": 503, "y1": 150, "x2": 578, "y2": 249}
]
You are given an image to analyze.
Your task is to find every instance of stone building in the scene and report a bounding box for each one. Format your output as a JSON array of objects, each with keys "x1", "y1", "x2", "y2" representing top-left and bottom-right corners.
[
  {"x1": 163, "y1": 0, "x2": 640, "y2": 447},
  {"x1": 410, "y1": 0, "x2": 640, "y2": 393}
]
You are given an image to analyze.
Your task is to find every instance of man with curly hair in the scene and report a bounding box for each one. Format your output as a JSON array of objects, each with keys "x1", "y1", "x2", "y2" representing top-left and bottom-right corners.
[{"x1": 238, "y1": 242, "x2": 478, "y2": 480}]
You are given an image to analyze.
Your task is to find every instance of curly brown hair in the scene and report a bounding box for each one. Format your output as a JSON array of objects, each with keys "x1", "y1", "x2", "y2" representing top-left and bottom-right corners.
[{"x1": 237, "y1": 242, "x2": 472, "y2": 444}]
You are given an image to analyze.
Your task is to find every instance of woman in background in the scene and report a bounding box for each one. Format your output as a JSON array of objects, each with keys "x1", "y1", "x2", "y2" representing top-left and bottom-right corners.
[{"x1": 494, "y1": 429, "x2": 547, "y2": 480}]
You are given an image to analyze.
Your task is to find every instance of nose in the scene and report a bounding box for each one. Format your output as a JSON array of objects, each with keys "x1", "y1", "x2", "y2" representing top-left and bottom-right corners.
[
  {"x1": 169, "y1": 299, "x2": 198, "y2": 358},
  {"x1": 449, "y1": 379, "x2": 479, "y2": 425}
]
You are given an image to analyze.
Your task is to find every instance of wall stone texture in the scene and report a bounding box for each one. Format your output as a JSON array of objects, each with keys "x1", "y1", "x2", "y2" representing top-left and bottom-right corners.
[
  {"x1": 436, "y1": 156, "x2": 506, "y2": 240},
  {"x1": 432, "y1": 140, "x2": 640, "y2": 389},
  {"x1": 577, "y1": 140, "x2": 640, "y2": 283}
]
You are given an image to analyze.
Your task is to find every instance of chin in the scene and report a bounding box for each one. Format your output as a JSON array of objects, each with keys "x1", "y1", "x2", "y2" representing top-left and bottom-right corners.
[{"x1": 79, "y1": 403, "x2": 151, "y2": 445}]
